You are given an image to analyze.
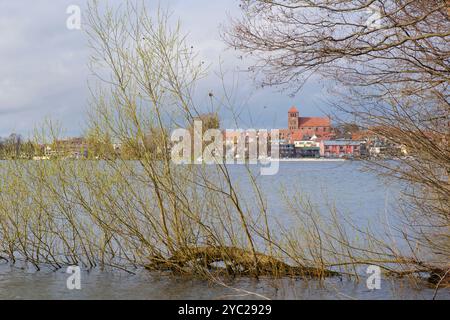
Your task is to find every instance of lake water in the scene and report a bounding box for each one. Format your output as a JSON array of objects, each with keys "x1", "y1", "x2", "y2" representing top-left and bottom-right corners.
[{"x1": 0, "y1": 161, "x2": 448, "y2": 300}]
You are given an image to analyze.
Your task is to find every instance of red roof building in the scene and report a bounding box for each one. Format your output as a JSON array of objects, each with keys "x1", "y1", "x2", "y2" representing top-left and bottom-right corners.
[{"x1": 282, "y1": 106, "x2": 333, "y2": 143}]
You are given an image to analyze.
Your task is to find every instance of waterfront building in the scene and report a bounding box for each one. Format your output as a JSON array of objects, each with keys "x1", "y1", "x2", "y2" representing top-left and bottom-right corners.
[
  {"x1": 351, "y1": 128, "x2": 407, "y2": 158},
  {"x1": 320, "y1": 140, "x2": 366, "y2": 158},
  {"x1": 294, "y1": 140, "x2": 321, "y2": 158},
  {"x1": 279, "y1": 143, "x2": 296, "y2": 158}
]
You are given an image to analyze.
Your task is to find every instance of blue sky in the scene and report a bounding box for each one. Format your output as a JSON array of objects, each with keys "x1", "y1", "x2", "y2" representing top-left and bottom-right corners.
[{"x1": 0, "y1": 0, "x2": 331, "y2": 137}]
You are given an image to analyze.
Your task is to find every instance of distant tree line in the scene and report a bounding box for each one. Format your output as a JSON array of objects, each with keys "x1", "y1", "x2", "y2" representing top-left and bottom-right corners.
[{"x1": 0, "y1": 134, "x2": 36, "y2": 160}]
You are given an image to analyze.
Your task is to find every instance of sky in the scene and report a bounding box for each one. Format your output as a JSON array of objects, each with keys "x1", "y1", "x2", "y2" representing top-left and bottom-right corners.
[{"x1": 0, "y1": 0, "x2": 331, "y2": 138}]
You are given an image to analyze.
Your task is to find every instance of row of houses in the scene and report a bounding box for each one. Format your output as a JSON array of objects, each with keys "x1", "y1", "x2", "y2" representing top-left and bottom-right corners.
[
  {"x1": 276, "y1": 106, "x2": 410, "y2": 159},
  {"x1": 278, "y1": 132, "x2": 407, "y2": 159},
  {"x1": 35, "y1": 136, "x2": 399, "y2": 161},
  {"x1": 35, "y1": 107, "x2": 406, "y2": 161},
  {"x1": 279, "y1": 139, "x2": 366, "y2": 159}
]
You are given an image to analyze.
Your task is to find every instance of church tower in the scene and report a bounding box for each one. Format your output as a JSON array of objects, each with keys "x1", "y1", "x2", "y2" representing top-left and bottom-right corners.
[{"x1": 288, "y1": 106, "x2": 299, "y2": 130}]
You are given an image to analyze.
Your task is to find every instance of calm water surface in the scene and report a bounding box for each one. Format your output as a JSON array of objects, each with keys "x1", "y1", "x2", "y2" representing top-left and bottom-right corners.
[{"x1": 0, "y1": 162, "x2": 448, "y2": 300}]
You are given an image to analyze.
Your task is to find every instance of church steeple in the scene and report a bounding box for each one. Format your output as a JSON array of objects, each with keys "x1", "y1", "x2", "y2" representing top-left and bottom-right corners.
[{"x1": 288, "y1": 106, "x2": 299, "y2": 130}]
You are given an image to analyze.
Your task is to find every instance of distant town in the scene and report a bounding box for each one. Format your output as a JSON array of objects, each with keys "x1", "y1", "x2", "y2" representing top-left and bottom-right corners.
[
  {"x1": 276, "y1": 106, "x2": 406, "y2": 159},
  {"x1": 0, "y1": 106, "x2": 407, "y2": 161}
]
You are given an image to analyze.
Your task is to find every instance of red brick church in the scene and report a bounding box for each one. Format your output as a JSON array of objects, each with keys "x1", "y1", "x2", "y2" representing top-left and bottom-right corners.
[{"x1": 280, "y1": 106, "x2": 333, "y2": 143}]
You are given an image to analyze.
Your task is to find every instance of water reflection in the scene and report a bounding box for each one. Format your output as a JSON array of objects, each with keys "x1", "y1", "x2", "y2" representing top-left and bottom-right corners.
[{"x1": 1, "y1": 264, "x2": 447, "y2": 300}]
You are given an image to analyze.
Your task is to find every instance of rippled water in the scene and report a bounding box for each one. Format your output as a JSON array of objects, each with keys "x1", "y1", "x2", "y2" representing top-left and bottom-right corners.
[
  {"x1": 1, "y1": 264, "x2": 448, "y2": 300},
  {"x1": 0, "y1": 161, "x2": 448, "y2": 300}
]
